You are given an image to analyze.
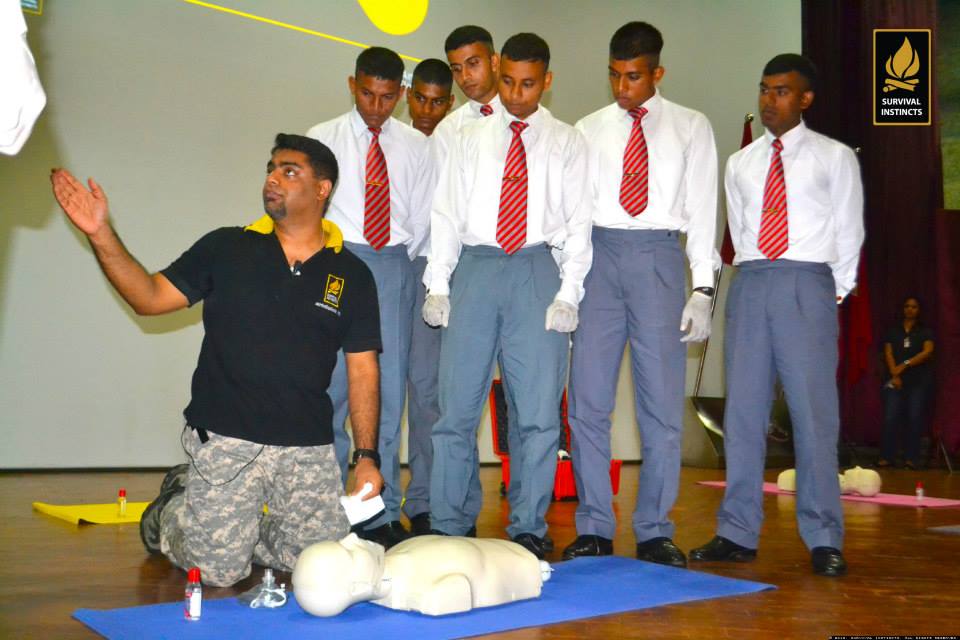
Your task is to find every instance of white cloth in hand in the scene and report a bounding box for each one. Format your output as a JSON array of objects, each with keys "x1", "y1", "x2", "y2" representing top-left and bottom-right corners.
[
  {"x1": 545, "y1": 300, "x2": 578, "y2": 333},
  {"x1": 680, "y1": 291, "x2": 712, "y2": 343},
  {"x1": 422, "y1": 294, "x2": 450, "y2": 328}
]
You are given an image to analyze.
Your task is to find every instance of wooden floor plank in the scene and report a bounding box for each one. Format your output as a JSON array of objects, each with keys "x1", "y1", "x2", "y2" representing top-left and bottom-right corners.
[{"x1": 1, "y1": 464, "x2": 958, "y2": 639}]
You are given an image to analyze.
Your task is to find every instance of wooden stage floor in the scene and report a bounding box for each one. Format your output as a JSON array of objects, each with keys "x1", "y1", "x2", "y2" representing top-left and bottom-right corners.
[{"x1": 1, "y1": 463, "x2": 958, "y2": 639}]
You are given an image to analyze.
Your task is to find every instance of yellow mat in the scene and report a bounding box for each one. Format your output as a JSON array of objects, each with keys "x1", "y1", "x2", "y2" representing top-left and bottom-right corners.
[{"x1": 32, "y1": 501, "x2": 149, "y2": 524}]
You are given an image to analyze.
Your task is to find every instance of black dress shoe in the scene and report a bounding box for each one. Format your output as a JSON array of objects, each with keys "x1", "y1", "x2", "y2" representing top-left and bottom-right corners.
[
  {"x1": 811, "y1": 546, "x2": 847, "y2": 577},
  {"x1": 636, "y1": 537, "x2": 687, "y2": 568},
  {"x1": 409, "y1": 512, "x2": 432, "y2": 536},
  {"x1": 689, "y1": 536, "x2": 757, "y2": 562},
  {"x1": 542, "y1": 534, "x2": 554, "y2": 553},
  {"x1": 359, "y1": 520, "x2": 410, "y2": 549},
  {"x1": 562, "y1": 534, "x2": 613, "y2": 560},
  {"x1": 511, "y1": 533, "x2": 547, "y2": 559}
]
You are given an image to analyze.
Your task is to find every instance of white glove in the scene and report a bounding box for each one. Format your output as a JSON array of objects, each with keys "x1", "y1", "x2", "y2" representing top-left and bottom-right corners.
[
  {"x1": 422, "y1": 294, "x2": 450, "y2": 328},
  {"x1": 545, "y1": 300, "x2": 578, "y2": 333},
  {"x1": 679, "y1": 291, "x2": 712, "y2": 343}
]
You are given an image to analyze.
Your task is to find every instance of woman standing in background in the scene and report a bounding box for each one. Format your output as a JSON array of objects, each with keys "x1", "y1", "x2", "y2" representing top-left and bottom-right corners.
[{"x1": 879, "y1": 296, "x2": 935, "y2": 469}]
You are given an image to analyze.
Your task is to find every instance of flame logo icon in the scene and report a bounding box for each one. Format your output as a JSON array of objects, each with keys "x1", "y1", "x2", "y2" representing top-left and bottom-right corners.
[{"x1": 883, "y1": 37, "x2": 920, "y2": 92}]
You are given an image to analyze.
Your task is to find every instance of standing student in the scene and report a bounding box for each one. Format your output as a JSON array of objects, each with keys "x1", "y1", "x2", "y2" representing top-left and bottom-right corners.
[
  {"x1": 307, "y1": 47, "x2": 434, "y2": 548},
  {"x1": 435, "y1": 25, "x2": 532, "y2": 541},
  {"x1": 402, "y1": 58, "x2": 454, "y2": 535},
  {"x1": 563, "y1": 22, "x2": 718, "y2": 568},
  {"x1": 689, "y1": 54, "x2": 864, "y2": 577},
  {"x1": 423, "y1": 33, "x2": 591, "y2": 559}
]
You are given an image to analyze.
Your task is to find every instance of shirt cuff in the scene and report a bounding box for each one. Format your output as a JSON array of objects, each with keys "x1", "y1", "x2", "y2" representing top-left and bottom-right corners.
[
  {"x1": 426, "y1": 278, "x2": 450, "y2": 297},
  {"x1": 554, "y1": 280, "x2": 581, "y2": 308},
  {"x1": 690, "y1": 264, "x2": 716, "y2": 290}
]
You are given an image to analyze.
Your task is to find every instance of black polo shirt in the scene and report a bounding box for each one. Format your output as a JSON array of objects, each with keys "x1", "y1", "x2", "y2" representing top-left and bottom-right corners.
[
  {"x1": 161, "y1": 216, "x2": 381, "y2": 446},
  {"x1": 883, "y1": 323, "x2": 934, "y2": 387}
]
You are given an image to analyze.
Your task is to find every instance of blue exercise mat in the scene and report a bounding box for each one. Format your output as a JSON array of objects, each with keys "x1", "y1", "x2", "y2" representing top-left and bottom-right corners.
[{"x1": 74, "y1": 556, "x2": 774, "y2": 639}]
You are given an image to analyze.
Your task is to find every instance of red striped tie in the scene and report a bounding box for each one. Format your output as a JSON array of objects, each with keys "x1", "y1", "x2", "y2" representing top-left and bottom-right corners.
[
  {"x1": 758, "y1": 138, "x2": 788, "y2": 260},
  {"x1": 364, "y1": 127, "x2": 390, "y2": 250},
  {"x1": 480, "y1": 103, "x2": 493, "y2": 117},
  {"x1": 619, "y1": 106, "x2": 649, "y2": 215},
  {"x1": 496, "y1": 121, "x2": 529, "y2": 254}
]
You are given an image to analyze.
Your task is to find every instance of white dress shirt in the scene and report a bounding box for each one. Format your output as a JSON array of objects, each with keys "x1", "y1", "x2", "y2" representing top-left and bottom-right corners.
[
  {"x1": 575, "y1": 91, "x2": 720, "y2": 288},
  {"x1": 418, "y1": 95, "x2": 501, "y2": 260},
  {"x1": 725, "y1": 120, "x2": 864, "y2": 298},
  {"x1": 1, "y1": 0, "x2": 46, "y2": 156},
  {"x1": 427, "y1": 105, "x2": 592, "y2": 307},
  {"x1": 306, "y1": 108, "x2": 434, "y2": 259},
  {"x1": 431, "y1": 94, "x2": 502, "y2": 170}
]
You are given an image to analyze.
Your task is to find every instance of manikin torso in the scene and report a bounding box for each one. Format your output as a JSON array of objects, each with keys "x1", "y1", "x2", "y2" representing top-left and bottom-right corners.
[{"x1": 293, "y1": 534, "x2": 551, "y2": 617}]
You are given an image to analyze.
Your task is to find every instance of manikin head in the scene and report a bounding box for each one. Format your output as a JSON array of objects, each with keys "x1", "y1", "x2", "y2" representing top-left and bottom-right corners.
[{"x1": 292, "y1": 533, "x2": 389, "y2": 616}]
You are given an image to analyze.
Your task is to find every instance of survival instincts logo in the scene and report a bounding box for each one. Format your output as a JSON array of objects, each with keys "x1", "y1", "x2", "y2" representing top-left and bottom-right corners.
[
  {"x1": 324, "y1": 275, "x2": 345, "y2": 308},
  {"x1": 873, "y1": 29, "x2": 932, "y2": 126}
]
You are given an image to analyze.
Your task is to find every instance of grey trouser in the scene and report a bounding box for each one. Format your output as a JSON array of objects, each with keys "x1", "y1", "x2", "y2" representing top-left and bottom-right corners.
[
  {"x1": 568, "y1": 227, "x2": 686, "y2": 542},
  {"x1": 404, "y1": 256, "x2": 484, "y2": 519},
  {"x1": 161, "y1": 426, "x2": 349, "y2": 587},
  {"x1": 430, "y1": 244, "x2": 568, "y2": 538},
  {"x1": 328, "y1": 242, "x2": 415, "y2": 527},
  {"x1": 718, "y1": 259, "x2": 844, "y2": 550}
]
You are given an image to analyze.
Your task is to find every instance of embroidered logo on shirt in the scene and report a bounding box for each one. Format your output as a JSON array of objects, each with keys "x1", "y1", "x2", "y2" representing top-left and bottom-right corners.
[{"x1": 324, "y1": 275, "x2": 345, "y2": 308}]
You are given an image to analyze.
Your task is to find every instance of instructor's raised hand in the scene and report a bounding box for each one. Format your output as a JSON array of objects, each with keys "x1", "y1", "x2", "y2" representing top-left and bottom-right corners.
[{"x1": 50, "y1": 168, "x2": 109, "y2": 237}]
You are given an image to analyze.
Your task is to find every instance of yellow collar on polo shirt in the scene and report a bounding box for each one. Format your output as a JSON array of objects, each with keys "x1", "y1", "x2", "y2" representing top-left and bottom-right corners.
[{"x1": 244, "y1": 215, "x2": 344, "y2": 254}]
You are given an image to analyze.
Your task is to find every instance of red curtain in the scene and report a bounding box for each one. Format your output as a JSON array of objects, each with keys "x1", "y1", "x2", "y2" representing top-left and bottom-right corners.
[{"x1": 802, "y1": 0, "x2": 954, "y2": 452}]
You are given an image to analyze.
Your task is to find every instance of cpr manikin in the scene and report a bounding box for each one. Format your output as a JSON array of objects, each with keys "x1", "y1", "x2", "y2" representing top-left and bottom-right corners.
[
  {"x1": 776, "y1": 466, "x2": 882, "y2": 497},
  {"x1": 293, "y1": 533, "x2": 552, "y2": 617}
]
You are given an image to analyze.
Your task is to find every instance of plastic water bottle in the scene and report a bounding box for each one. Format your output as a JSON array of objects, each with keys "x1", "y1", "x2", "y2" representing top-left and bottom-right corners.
[
  {"x1": 184, "y1": 567, "x2": 202, "y2": 621},
  {"x1": 915, "y1": 481, "x2": 924, "y2": 501},
  {"x1": 117, "y1": 488, "x2": 127, "y2": 517}
]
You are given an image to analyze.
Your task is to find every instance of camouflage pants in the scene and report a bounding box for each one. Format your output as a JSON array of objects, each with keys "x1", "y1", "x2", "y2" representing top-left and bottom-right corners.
[{"x1": 160, "y1": 426, "x2": 350, "y2": 587}]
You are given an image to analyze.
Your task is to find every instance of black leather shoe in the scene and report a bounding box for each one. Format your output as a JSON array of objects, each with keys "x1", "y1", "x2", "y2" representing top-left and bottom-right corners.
[
  {"x1": 543, "y1": 534, "x2": 554, "y2": 553},
  {"x1": 512, "y1": 533, "x2": 547, "y2": 559},
  {"x1": 139, "y1": 464, "x2": 189, "y2": 554},
  {"x1": 689, "y1": 536, "x2": 757, "y2": 562},
  {"x1": 562, "y1": 534, "x2": 613, "y2": 560},
  {"x1": 409, "y1": 512, "x2": 432, "y2": 536},
  {"x1": 359, "y1": 520, "x2": 410, "y2": 549},
  {"x1": 636, "y1": 537, "x2": 687, "y2": 568},
  {"x1": 811, "y1": 547, "x2": 847, "y2": 577}
]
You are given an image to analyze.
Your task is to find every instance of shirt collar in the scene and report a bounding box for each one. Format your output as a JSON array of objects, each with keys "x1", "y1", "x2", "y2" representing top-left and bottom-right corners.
[
  {"x1": 470, "y1": 93, "x2": 502, "y2": 116},
  {"x1": 244, "y1": 215, "x2": 344, "y2": 253},
  {"x1": 618, "y1": 89, "x2": 662, "y2": 121},
  {"x1": 763, "y1": 119, "x2": 807, "y2": 151},
  {"x1": 499, "y1": 103, "x2": 546, "y2": 129},
  {"x1": 349, "y1": 107, "x2": 392, "y2": 138},
  {"x1": 498, "y1": 104, "x2": 545, "y2": 148}
]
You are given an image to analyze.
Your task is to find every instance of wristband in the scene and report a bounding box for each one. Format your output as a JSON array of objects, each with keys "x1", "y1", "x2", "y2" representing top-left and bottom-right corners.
[{"x1": 352, "y1": 448, "x2": 381, "y2": 469}]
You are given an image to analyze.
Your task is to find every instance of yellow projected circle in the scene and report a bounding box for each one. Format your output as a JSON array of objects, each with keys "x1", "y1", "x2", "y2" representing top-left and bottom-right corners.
[{"x1": 358, "y1": 0, "x2": 428, "y2": 35}]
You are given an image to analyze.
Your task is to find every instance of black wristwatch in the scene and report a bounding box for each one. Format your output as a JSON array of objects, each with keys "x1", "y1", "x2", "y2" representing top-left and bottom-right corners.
[
  {"x1": 352, "y1": 448, "x2": 381, "y2": 469},
  {"x1": 693, "y1": 286, "x2": 715, "y2": 297}
]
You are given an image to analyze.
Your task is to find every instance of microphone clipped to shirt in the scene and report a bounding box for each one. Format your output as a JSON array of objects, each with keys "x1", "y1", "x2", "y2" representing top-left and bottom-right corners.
[{"x1": 292, "y1": 260, "x2": 303, "y2": 276}]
